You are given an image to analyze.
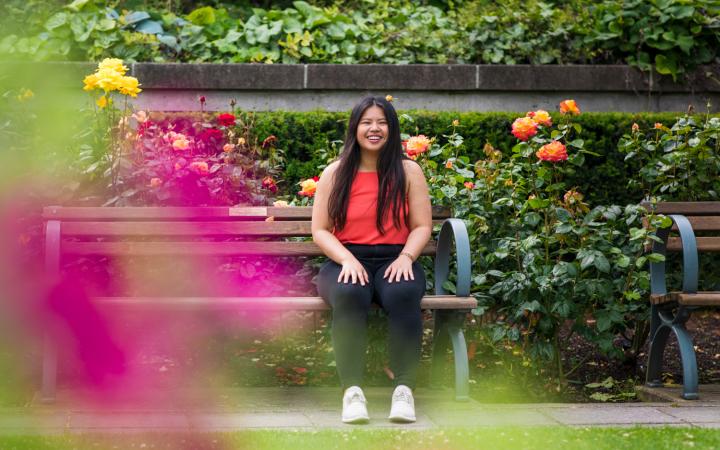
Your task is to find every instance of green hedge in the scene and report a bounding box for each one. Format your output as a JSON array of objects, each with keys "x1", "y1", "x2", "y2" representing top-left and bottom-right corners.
[{"x1": 250, "y1": 110, "x2": 683, "y2": 205}]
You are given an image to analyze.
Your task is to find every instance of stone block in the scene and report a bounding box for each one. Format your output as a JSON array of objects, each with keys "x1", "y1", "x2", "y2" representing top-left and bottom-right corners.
[
  {"x1": 306, "y1": 64, "x2": 476, "y2": 90},
  {"x1": 133, "y1": 63, "x2": 304, "y2": 90}
]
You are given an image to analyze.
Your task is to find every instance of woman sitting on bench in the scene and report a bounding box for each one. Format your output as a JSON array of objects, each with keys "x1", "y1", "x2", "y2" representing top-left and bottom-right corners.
[{"x1": 312, "y1": 95, "x2": 432, "y2": 424}]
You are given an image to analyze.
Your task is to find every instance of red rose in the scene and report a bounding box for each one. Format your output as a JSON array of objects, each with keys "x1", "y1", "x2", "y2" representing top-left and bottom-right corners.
[
  {"x1": 217, "y1": 113, "x2": 236, "y2": 127},
  {"x1": 262, "y1": 135, "x2": 278, "y2": 149},
  {"x1": 199, "y1": 128, "x2": 224, "y2": 142},
  {"x1": 262, "y1": 176, "x2": 278, "y2": 193}
]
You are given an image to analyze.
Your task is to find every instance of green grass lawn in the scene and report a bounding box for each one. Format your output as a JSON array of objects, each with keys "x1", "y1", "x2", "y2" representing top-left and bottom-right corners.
[{"x1": 0, "y1": 427, "x2": 717, "y2": 450}]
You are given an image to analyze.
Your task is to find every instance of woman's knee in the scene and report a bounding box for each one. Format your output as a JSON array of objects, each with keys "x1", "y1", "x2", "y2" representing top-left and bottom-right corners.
[
  {"x1": 375, "y1": 280, "x2": 424, "y2": 312},
  {"x1": 326, "y1": 282, "x2": 373, "y2": 312}
]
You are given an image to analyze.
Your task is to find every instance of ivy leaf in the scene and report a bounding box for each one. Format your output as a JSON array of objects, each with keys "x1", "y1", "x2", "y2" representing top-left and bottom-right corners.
[{"x1": 655, "y1": 54, "x2": 678, "y2": 78}]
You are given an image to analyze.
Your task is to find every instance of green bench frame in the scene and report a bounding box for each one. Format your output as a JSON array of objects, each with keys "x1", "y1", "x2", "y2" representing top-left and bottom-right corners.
[
  {"x1": 645, "y1": 201, "x2": 720, "y2": 400},
  {"x1": 42, "y1": 205, "x2": 476, "y2": 403}
]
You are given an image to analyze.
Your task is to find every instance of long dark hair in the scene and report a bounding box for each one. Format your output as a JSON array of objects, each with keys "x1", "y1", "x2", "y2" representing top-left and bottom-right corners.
[{"x1": 328, "y1": 96, "x2": 408, "y2": 234}]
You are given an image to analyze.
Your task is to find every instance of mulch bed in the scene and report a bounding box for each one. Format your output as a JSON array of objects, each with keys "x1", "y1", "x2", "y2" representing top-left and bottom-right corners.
[{"x1": 563, "y1": 310, "x2": 720, "y2": 401}]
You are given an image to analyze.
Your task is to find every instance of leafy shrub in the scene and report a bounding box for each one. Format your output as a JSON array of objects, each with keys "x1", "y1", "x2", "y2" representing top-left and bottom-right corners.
[
  {"x1": 1, "y1": 0, "x2": 718, "y2": 77},
  {"x1": 620, "y1": 113, "x2": 720, "y2": 200}
]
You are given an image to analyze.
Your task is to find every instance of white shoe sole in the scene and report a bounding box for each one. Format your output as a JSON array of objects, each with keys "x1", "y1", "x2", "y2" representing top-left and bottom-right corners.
[
  {"x1": 388, "y1": 414, "x2": 416, "y2": 423},
  {"x1": 342, "y1": 415, "x2": 370, "y2": 424}
]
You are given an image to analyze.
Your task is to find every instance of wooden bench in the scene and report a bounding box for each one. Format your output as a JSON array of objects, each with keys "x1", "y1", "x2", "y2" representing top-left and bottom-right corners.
[
  {"x1": 42, "y1": 205, "x2": 476, "y2": 403},
  {"x1": 644, "y1": 201, "x2": 720, "y2": 400}
]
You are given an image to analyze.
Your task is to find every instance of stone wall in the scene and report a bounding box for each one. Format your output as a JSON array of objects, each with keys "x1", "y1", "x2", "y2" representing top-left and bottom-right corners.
[{"x1": 5, "y1": 62, "x2": 719, "y2": 112}]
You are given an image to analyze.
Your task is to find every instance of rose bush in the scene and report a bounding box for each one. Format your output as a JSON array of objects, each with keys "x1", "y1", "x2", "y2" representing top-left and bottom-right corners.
[{"x1": 404, "y1": 101, "x2": 667, "y2": 386}]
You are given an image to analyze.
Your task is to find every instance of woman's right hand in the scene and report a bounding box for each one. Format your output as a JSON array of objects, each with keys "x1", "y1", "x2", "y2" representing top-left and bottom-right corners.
[{"x1": 338, "y1": 257, "x2": 369, "y2": 286}]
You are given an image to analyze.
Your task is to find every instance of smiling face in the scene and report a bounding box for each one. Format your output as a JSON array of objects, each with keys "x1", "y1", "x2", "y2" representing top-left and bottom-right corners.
[{"x1": 356, "y1": 105, "x2": 389, "y2": 154}]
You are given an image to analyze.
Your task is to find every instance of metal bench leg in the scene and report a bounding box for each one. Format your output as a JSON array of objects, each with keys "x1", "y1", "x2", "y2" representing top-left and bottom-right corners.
[
  {"x1": 646, "y1": 304, "x2": 669, "y2": 387},
  {"x1": 41, "y1": 333, "x2": 57, "y2": 403},
  {"x1": 645, "y1": 305, "x2": 699, "y2": 400},
  {"x1": 645, "y1": 324, "x2": 670, "y2": 387},
  {"x1": 430, "y1": 310, "x2": 470, "y2": 401},
  {"x1": 672, "y1": 323, "x2": 699, "y2": 400},
  {"x1": 430, "y1": 311, "x2": 450, "y2": 390},
  {"x1": 446, "y1": 315, "x2": 470, "y2": 402}
]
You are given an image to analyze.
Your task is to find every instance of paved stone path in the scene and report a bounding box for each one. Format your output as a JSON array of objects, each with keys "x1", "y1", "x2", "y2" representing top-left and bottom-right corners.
[{"x1": 0, "y1": 386, "x2": 718, "y2": 433}]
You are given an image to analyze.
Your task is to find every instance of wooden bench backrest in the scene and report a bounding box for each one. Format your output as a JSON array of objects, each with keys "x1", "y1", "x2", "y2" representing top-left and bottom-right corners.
[
  {"x1": 43, "y1": 206, "x2": 451, "y2": 257},
  {"x1": 645, "y1": 202, "x2": 720, "y2": 252}
]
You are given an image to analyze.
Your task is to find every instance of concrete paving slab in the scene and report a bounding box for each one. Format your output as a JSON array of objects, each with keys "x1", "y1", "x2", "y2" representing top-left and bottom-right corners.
[
  {"x1": 544, "y1": 406, "x2": 680, "y2": 425},
  {"x1": 303, "y1": 410, "x2": 435, "y2": 429},
  {"x1": 188, "y1": 412, "x2": 313, "y2": 429},
  {"x1": 425, "y1": 409, "x2": 557, "y2": 427},
  {"x1": 657, "y1": 406, "x2": 720, "y2": 423},
  {"x1": 636, "y1": 384, "x2": 720, "y2": 404}
]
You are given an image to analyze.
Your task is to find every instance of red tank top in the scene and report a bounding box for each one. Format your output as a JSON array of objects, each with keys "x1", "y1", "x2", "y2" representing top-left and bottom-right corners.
[{"x1": 332, "y1": 172, "x2": 410, "y2": 245}]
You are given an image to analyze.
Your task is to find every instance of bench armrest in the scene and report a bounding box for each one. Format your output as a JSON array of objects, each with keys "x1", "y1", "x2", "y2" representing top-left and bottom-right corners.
[
  {"x1": 434, "y1": 218, "x2": 471, "y2": 297},
  {"x1": 651, "y1": 214, "x2": 698, "y2": 295}
]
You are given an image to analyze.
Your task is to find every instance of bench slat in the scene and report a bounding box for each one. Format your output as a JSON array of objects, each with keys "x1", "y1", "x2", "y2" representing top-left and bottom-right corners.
[
  {"x1": 669, "y1": 216, "x2": 720, "y2": 231},
  {"x1": 61, "y1": 241, "x2": 439, "y2": 257},
  {"x1": 650, "y1": 291, "x2": 720, "y2": 306},
  {"x1": 60, "y1": 220, "x2": 447, "y2": 237},
  {"x1": 44, "y1": 206, "x2": 453, "y2": 221},
  {"x1": 90, "y1": 295, "x2": 477, "y2": 310},
  {"x1": 647, "y1": 202, "x2": 720, "y2": 216},
  {"x1": 666, "y1": 237, "x2": 720, "y2": 252}
]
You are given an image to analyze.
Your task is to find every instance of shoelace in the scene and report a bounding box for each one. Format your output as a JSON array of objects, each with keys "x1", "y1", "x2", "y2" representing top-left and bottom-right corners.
[{"x1": 393, "y1": 390, "x2": 412, "y2": 404}]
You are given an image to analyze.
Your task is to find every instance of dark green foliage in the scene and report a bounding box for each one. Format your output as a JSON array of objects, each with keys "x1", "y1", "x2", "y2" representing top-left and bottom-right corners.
[
  {"x1": 1, "y1": 0, "x2": 717, "y2": 78},
  {"x1": 251, "y1": 110, "x2": 684, "y2": 206}
]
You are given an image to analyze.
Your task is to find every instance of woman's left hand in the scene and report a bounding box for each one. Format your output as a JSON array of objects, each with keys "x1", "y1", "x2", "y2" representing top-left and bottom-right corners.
[{"x1": 383, "y1": 254, "x2": 415, "y2": 283}]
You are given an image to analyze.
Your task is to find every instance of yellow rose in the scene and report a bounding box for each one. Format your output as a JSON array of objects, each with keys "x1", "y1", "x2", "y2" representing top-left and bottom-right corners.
[
  {"x1": 117, "y1": 76, "x2": 142, "y2": 97},
  {"x1": 237, "y1": 137, "x2": 246, "y2": 146},
  {"x1": 94, "y1": 67, "x2": 124, "y2": 92},
  {"x1": 98, "y1": 58, "x2": 128, "y2": 75},
  {"x1": 273, "y1": 200, "x2": 289, "y2": 207},
  {"x1": 385, "y1": 95, "x2": 393, "y2": 102},
  {"x1": 83, "y1": 73, "x2": 99, "y2": 91}
]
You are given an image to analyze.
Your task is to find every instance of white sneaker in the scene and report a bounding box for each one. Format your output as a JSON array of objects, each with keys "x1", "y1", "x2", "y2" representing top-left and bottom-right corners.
[
  {"x1": 342, "y1": 386, "x2": 369, "y2": 424},
  {"x1": 388, "y1": 385, "x2": 416, "y2": 423}
]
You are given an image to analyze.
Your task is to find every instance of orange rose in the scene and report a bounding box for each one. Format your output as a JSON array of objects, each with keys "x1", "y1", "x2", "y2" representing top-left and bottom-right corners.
[
  {"x1": 464, "y1": 181, "x2": 474, "y2": 190},
  {"x1": 654, "y1": 122, "x2": 663, "y2": 129},
  {"x1": 404, "y1": 135, "x2": 431, "y2": 157},
  {"x1": 511, "y1": 117, "x2": 538, "y2": 141},
  {"x1": 298, "y1": 176, "x2": 319, "y2": 197},
  {"x1": 189, "y1": 161, "x2": 209, "y2": 175},
  {"x1": 445, "y1": 160, "x2": 453, "y2": 169},
  {"x1": 528, "y1": 110, "x2": 552, "y2": 127},
  {"x1": 631, "y1": 123, "x2": 640, "y2": 132},
  {"x1": 536, "y1": 141, "x2": 568, "y2": 163},
  {"x1": 559, "y1": 99, "x2": 580, "y2": 115},
  {"x1": 149, "y1": 177, "x2": 162, "y2": 188}
]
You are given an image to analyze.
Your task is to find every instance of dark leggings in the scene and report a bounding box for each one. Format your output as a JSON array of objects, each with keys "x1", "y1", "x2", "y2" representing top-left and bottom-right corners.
[{"x1": 317, "y1": 244, "x2": 426, "y2": 390}]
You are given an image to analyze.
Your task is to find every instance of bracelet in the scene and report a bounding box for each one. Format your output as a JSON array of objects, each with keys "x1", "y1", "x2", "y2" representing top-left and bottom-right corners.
[{"x1": 399, "y1": 251, "x2": 415, "y2": 261}]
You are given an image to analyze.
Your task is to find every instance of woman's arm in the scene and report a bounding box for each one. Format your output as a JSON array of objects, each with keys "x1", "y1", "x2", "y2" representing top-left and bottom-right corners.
[
  {"x1": 311, "y1": 162, "x2": 369, "y2": 285},
  {"x1": 384, "y1": 160, "x2": 433, "y2": 283}
]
